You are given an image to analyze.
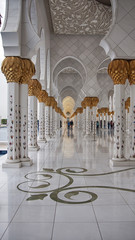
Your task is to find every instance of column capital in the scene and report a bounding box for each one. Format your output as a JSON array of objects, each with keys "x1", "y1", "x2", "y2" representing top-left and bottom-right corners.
[
  {"x1": 100, "y1": 108, "x2": 109, "y2": 114},
  {"x1": 111, "y1": 111, "x2": 114, "y2": 115},
  {"x1": 92, "y1": 97, "x2": 99, "y2": 107},
  {"x1": 84, "y1": 97, "x2": 92, "y2": 107},
  {"x1": 1, "y1": 56, "x2": 22, "y2": 83},
  {"x1": 20, "y1": 58, "x2": 35, "y2": 84},
  {"x1": 38, "y1": 90, "x2": 48, "y2": 103},
  {"x1": 97, "y1": 109, "x2": 101, "y2": 114},
  {"x1": 81, "y1": 100, "x2": 86, "y2": 109},
  {"x1": 108, "y1": 59, "x2": 129, "y2": 85},
  {"x1": 129, "y1": 60, "x2": 135, "y2": 85},
  {"x1": 45, "y1": 96, "x2": 52, "y2": 107},
  {"x1": 28, "y1": 79, "x2": 41, "y2": 97},
  {"x1": 53, "y1": 99, "x2": 57, "y2": 109}
]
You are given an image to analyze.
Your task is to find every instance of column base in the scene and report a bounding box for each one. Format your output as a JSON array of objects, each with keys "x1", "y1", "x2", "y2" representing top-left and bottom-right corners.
[
  {"x1": 45, "y1": 136, "x2": 52, "y2": 141},
  {"x1": 38, "y1": 139, "x2": 47, "y2": 143},
  {"x1": 110, "y1": 158, "x2": 135, "y2": 167},
  {"x1": 129, "y1": 157, "x2": 135, "y2": 161},
  {"x1": 2, "y1": 162, "x2": 22, "y2": 168},
  {"x1": 21, "y1": 159, "x2": 33, "y2": 167},
  {"x1": 28, "y1": 145, "x2": 40, "y2": 151},
  {"x1": 20, "y1": 157, "x2": 33, "y2": 166}
]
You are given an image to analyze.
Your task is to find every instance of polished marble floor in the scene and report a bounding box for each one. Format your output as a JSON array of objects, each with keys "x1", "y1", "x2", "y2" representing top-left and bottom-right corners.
[{"x1": 0, "y1": 128, "x2": 135, "y2": 240}]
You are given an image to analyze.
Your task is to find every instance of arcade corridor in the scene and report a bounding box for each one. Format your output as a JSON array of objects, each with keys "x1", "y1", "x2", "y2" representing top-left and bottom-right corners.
[{"x1": 0, "y1": 128, "x2": 135, "y2": 240}]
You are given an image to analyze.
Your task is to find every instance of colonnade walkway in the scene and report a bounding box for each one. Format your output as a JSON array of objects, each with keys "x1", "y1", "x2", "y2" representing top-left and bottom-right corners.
[{"x1": 0, "y1": 128, "x2": 135, "y2": 240}]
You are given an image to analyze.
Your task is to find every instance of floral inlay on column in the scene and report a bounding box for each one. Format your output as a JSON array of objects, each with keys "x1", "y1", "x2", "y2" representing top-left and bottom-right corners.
[
  {"x1": 38, "y1": 90, "x2": 48, "y2": 142},
  {"x1": 129, "y1": 60, "x2": 135, "y2": 160},
  {"x1": 45, "y1": 96, "x2": 52, "y2": 139},
  {"x1": 81, "y1": 100, "x2": 86, "y2": 134},
  {"x1": 84, "y1": 97, "x2": 92, "y2": 136},
  {"x1": 28, "y1": 79, "x2": 41, "y2": 150},
  {"x1": 92, "y1": 97, "x2": 99, "y2": 134},
  {"x1": 19, "y1": 59, "x2": 35, "y2": 162},
  {"x1": 1, "y1": 57, "x2": 22, "y2": 166},
  {"x1": 108, "y1": 59, "x2": 129, "y2": 162}
]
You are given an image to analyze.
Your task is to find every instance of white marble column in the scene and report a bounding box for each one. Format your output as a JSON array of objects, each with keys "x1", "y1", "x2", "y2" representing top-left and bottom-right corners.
[
  {"x1": 38, "y1": 102, "x2": 46, "y2": 142},
  {"x1": 1, "y1": 57, "x2": 22, "y2": 168},
  {"x1": 108, "y1": 59, "x2": 129, "y2": 166},
  {"x1": 125, "y1": 108, "x2": 129, "y2": 131},
  {"x1": 19, "y1": 59, "x2": 35, "y2": 166},
  {"x1": 113, "y1": 85, "x2": 126, "y2": 161},
  {"x1": 89, "y1": 109, "x2": 92, "y2": 132},
  {"x1": 129, "y1": 65, "x2": 135, "y2": 160},
  {"x1": 86, "y1": 106, "x2": 90, "y2": 135},
  {"x1": 74, "y1": 114, "x2": 77, "y2": 127},
  {"x1": 38, "y1": 90, "x2": 48, "y2": 142},
  {"x1": 50, "y1": 106, "x2": 53, "y2": 137},
  {"x1": 45, "y1": 106, "x2": 50, "y2": 140},
  {"x1": 6, "y1": 82, "x2": 20, "y2": 166},
  {"x1": 92, "y1": 106, "x2": 97, "y2": 133},
  {"x1": 19, "y1": 83, "x2": 32, "y2": 165},
  {"x1": 28, "y1": 96, "x2": 40, "y2": 151},
  {"x1": 52, "y1": 108, "x2": 55, "y2": 135},
  {"x1": 77, "y1": 113, "x2": 80, "y2": 129},
  {"x1": 104, "y1": 113, "x2": 108, "y2": 129},
  {"x1": 83, "y1": 108, "x2": 86, "y2": 134},
  {"x1": 57, "y1": 112, "x2": 60, "y2": 130},
  {"x1": 102, "y1": 112, "x2": 104, "y2": 129}
]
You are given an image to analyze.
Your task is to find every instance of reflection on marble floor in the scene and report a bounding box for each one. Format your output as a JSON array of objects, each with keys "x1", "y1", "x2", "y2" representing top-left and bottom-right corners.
[{"x1": 0, "y1": 128, "x2": 135, "y2": 240}]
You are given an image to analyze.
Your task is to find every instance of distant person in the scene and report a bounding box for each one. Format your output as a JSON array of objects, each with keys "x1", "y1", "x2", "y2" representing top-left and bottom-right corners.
[
  {"x1": 67, "y1": 121, "x2": 70, "y2": 130},
  {"x1": 96, "y1": 121, "x2": 99, "y2": 129},
  {"x1": 70, "y1": 120, "x2": 73, "y2": 130}
]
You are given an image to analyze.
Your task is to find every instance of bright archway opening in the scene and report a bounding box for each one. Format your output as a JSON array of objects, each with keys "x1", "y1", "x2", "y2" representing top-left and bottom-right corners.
[{"x1": 62, "y1": 96, "x2": 75, "y2": 118}]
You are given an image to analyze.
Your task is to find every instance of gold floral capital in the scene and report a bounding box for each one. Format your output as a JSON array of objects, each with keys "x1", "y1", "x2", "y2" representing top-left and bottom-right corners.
[
  {"x1": 92, "y1": 97, "x2": 99, "y2": 107},
  {"x1": 38, "y1": 90, "x2": 48, "y2": 103},
  {"x1": 81, "y1": 100, "x2": 86, "y2": 109},
  {"x1": 1, "y1": 57, "x2": 22, "y2": 83},
  {"x1": 45, "y1": 97, "x2": 52, "y2": 107},
  {"x1": 129, "y1": 60, "x2": 135, "y2": 85},
  {"x1": 108, "y1": 59, "x2": 129, "y2": 85},
  {"x1": 20, "y1": 59, "x2": 35, "y2": 84},
  {"x1": 28, "y1": 79, "x2": 41, "y2": 97},
  {"x1": 76, "y1": 107, "x2": 83, "y2": 114},
  {"x1": 84, "y1": 97, "x2": 92, "y2": 108}
]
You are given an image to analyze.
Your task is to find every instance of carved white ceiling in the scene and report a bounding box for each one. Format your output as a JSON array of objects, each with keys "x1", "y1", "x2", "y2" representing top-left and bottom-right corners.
[
  {"x1": 57, "y1": 72, "x2": 83, "y2": 95},
  {"x1": 49, "y1": 0, "x2": 112, "y2": 35}
]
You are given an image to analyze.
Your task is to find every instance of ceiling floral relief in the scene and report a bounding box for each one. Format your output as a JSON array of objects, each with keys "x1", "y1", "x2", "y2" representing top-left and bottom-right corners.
[{"x1": 49, "y1": 0, "x2": 112, "y2": 35}]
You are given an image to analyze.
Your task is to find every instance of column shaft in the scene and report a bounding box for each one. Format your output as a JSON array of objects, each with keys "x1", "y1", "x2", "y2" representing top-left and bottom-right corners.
[
  {"x1": 86, "y1": 107, "x2": 90, "y2": 135},
  {"x1": 7, "y1": 82, "x2": 20, "y2": 164},
  {"x1": 38, "y1": 102, "x2": 46, "y2": 142},
  {"x1": 129, "y1": 85, "x2": 135, "y2": 159},
  {"x1": 113, "y1": 84, "x2": 125, "y2": 160},
  {"x1": 19, "y1": 84, "x2": 31, "y2": 162},
  {"x1": 28, "y1": 96, "x2": 39, "y2": 150},
  {"x1": 45, "y1": 106, "x2": 50, "y2": 139}
]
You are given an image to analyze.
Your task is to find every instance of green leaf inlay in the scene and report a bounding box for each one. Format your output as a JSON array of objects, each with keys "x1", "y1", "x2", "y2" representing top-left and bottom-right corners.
[
  {"x1": 43, "y1": 168, "x2": 54, "y2": 172},
  {"x1": 38, "y1": 174, "x2": 52, "y2": 178},
  {"x1": 65, "y1": 191, "x2": 79, "y2": 199},
  {"x1": 66, "y1": 169, "x2": 77, "y2": 173},
  {"x1": 26, "y1": 194, "x2": 48, "y2": 201},
  {"x1": 30, "y1": 184, "x2": 49, "y2": 189}
]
